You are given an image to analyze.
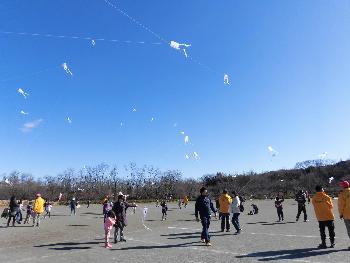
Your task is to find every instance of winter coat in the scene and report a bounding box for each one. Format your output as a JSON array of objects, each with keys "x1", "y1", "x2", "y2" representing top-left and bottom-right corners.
[
  {"x1": 312, "y1": 192, "x2": 335, "y2": 221},
  {"x1": 219, "y1": 193, "x2": 232, "y2": 214},
  {"x1": 33, "y1": 197, "x2": 45, "y2": 214},
  {"x1": 338, "y1": 188, "x2": 350, "y2": 220},
  {"x1": 112, "y1": 201, "x2": 136, "y2": 227},
  {"x1": 231, "y1": 196, "x2": 241, "y2": 214},
  {"x1": 195, "y1": 195, "x2": 216, "y2": 218}
]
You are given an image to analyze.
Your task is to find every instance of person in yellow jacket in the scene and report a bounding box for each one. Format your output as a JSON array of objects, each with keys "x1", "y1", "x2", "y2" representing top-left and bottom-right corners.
[
  {"x1": 219, "y1": 189, "x2": 232, "y2": 232},
  {"x1": 33, "y1": 193, "x2": 45, "y2": 227},
  {"x1": 311, "y1": 185, "x2": 335, "y2": 249},
  {"x1": 183, "y1": 196, "x2": 189, "y2": 208},
  {"x1": 338, "y1": 181, "x2": 350, "y2": 242}
]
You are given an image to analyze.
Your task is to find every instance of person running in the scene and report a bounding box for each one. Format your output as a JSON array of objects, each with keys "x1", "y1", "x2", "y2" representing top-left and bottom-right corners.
[
  {"x1": 195, "y1": 187, "x2": 217, "y2": 246},
  {"x1": 33, "y1": 193, "x2": 45, "y2": 227},
  {"x1": 104, "y1": 210, "x2": 116, "y2": 248},
  {"x1": 295, "y1": 190, "x2": 308, "y2": 222},
  {"x1": 7, "y1": 196, "x2": 19, "y2": 227},
  {"x1": 312, "y1": 185, "x2": 335, "y2": 248},
  {"x1": 161, "y1": 200, "x2": 168, "y2": 221},
  {"x1": 183, "y1": 195, "x2": 189, "y2": 208},
  {"x1": 70, "y1": 197, "x2": 77, "y2": 216},
  {"x1": 112, "y1": 194, "x2": 137, "y2": 243},
  {"x1": 275, "y1": 196, "x2": 284, "y2": 222},
  {"x1": 24, "y1": 201, "x2": 33, "y2": 224},
  {"x1": 219, "y1": 189, "x2": 232, "y2": 232},
  {"x1": 44, "y1": 201, "x2": 52, "y2": 218},
  {"x1": 338, "y1": 181, "x2": 350, "y2": 246},
  {"x1": 231, "y1": 191, "x2": 242, "y2": 234}
]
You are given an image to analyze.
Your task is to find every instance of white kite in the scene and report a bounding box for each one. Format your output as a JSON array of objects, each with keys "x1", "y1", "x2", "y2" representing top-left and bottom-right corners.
[
  {"x1": 141, "y1": 207, "x2": 151, "y2": 231},
  {"x1": 180, "y1": 131, "x2": 185, "y2": 135},
  {"x1": 268, "y1": 146, "x2": 278, "y2": 157},
  {"x1": 319, "y1": 152, "x2": 328, "y2": 159},
  {"x1": 184, "y1": 135, "x2": 189, "y2": 144},
  {"x1": 17, "y1": 88, "x2": 29, "y2": 99},
  {"x1": 67, "y1": 117, "x2": 72, "y2": 124},
  {"x1": 132, "y1": 107, "x2": 137, "y2": 112},
  {"x1": 151, "y1": 117, "x2": 154, "y2": 122},
  {"x1": 62, "y1": 62, "x2": 73, "y2": 76},
  {"x1": 120, "y1": 122, "x2": 124, "y2": 127},
  {"x1": 20, "y1": 119, "x2": 43, "y2": 133},
  {"x1": 185, "y1": 154, "x2": 190, "y2": 160},
  {"x1": 91, "y1": 39, "x2": 96, "y2": 46},
  {"x1": 193, "y1": 151, "x2": 200, "y2": 160},
  {"x1": 224, "y1": 74, "x2": 230, "y2": 85},
  {"x1": 329, "y1": 177, "x2": 335, "y2": 184},
  {"x1": 170, "y1": 40, "x2": 191, "y2": 58},
  {"x1": 20, "y1": 110, "x2": 29, "y2": 115}
]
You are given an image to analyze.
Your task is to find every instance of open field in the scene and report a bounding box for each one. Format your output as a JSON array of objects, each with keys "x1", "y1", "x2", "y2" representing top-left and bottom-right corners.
[{"x1": 0, "y1": 199, "x2": 349, "y2": 263}]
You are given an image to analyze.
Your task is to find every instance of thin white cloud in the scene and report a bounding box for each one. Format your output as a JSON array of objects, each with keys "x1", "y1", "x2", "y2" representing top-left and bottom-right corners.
[{"x1": 20, "y1": 119, "x2": 43, "y2": 133}]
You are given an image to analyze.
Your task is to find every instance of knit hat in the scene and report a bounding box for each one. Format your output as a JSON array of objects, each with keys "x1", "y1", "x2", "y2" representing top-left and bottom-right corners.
[
  {"x1": 339, "y1": 181, "x2": 350, "y2": 188},
  {"x1": 36, "y1": 193, "x2": 41, "y2": 197}
]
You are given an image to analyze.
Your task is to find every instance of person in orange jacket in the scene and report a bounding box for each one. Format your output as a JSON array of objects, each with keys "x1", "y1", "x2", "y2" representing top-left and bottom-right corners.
[
  {"x1": 312, "y1": 185, "x2": 335, "y2": 249},
  {"x1": 338, "y1": 181, "x2": 350, "y2": 243},
  {"x1": 219, "y1": 189, "x2": 232, "y2": 232}
]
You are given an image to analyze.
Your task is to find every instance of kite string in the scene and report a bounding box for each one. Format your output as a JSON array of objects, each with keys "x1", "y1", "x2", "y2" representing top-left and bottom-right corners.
[
  {"x1": 0, "y1": 31, "x2": 163, "y2": 45},
  {"x1": 103, "y1": 0, "x2": 169, "y2": 44}
]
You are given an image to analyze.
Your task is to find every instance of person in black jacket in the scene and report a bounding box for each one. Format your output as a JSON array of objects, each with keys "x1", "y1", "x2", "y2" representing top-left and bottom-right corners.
[
  {"x1": 195, "y1": 187, "x2": 217, "y2": 246},
  {"x1": 112, "y1": 194, "x2": 137, "y2": 243},
  {"x1": 295, "y1": 190, "x2": 308, "y2": 222},
  {"x1": 7, "y1": 196, "x2": 19, "y2": 227}
]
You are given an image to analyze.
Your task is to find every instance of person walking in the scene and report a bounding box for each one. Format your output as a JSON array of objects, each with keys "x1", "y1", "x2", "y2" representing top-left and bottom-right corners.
[
  {"x1": 33, "y1": 193, "x2": 45, "y2": 227},
  {"x1": 219, "y1": 189, "x2": 232, "y2": 232},
  {"x1": 195, "y1": 187, "x2": 217, "y2": 246},
  {"x1": 231, "y1": 191, "x2": 242, "y2": 234},
  {"x1": 112, "y1": 194, "x2": 137, "y2": 243},
  {"x1": 338, "y1": 181, "x2": 350, "y2": 247},
  {"x1": 23, "y1": 201, "x2": 33, "y2": 224},
  {"x1": 312, "y1": 185, "x2": 335, "y2": 248},
  {"x1": 7, "y1": 196, "x2": 19, "y2": 227},
  {"x1": 295, "y1": 190, "x2": 308, "y2": 222}
]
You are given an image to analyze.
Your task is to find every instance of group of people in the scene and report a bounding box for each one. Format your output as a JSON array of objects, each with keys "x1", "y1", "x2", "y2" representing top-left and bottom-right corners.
[{"x1": 3, "y1": 194, "x2": 47, "y2": 227}]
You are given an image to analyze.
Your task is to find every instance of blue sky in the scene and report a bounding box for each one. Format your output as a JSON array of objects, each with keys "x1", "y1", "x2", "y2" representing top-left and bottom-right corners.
[{"x1": 1, "y1": 0, "x2": 350, "y2": 178}]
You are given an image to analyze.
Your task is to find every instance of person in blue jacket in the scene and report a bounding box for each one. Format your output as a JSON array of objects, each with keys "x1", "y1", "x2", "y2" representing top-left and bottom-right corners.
[{"x1": 195, "y1": 187, "x2": 217, "y2": 246}]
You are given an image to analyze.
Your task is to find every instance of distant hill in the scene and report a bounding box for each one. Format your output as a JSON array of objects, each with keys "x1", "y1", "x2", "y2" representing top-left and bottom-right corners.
[{"x1": 295, "y1": 159, "x2": 337, "y2": 169}]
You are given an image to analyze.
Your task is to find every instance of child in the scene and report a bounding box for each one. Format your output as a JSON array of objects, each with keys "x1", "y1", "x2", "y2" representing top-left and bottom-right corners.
[
  {"x1": 161, "y1": 200, "x2": 168, "y2": 221},
  {"x1": 275, "y1": 196, "x2": 284, "y2": 222},
  {"x1": 178, "y1": 199, "x2": 182, "y2": 209},
  {"x1": 44, "y1": 201, "x2": 52, "y2": 219},
  {"x1": 24, "y1": 201, "x2": 33, "y2": 224},
  {"x1": 104, "y1": 210, "x2": 116, "y2": 248}
]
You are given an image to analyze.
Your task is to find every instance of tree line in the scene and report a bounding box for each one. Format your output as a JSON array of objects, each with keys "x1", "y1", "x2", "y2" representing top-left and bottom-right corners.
[{"x1": 1, "y1": 160, "x2": 349, "y2": 202}]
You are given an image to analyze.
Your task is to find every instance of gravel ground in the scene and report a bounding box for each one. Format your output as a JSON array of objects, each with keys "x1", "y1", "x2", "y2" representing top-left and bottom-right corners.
[{"x1": 0, "y1": 199, "x2": 349, "y2": 263}]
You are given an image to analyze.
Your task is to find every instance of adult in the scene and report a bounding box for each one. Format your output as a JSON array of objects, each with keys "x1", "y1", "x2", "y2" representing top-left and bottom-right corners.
[
  {"x1": 338, "y1": 181, "x2": 350, "y2": 245},
  {"x1": 295, "y1": 190, "x2": 308, "y2": 222},
  {"x1": 7, "y1": 196, "x2": 19, "y2": 227},
  {"x1": 112, "y1": 194, "x2": 137, "y2": 243},
  {"x1": 33, "y1": 193, "x2": 45, "y2": 227},
  {"x1": 219, "y1": 189, "x2": 232, "y2": 232},
  {"x1": 70, "y1": 197, "x2": 77, "y2": 216},
  {"x1": 195, "y1": 187, "x2": 217, "y2": 246},
  {"x1": 87, "y1": 199, "x2": 91, "y2": 208},
  {"x1": 231, "y1": 191, "x2": 242, "y2": 234},
  {"x1": 312, "y1": 185, "x2": 335, "y2": 248}
]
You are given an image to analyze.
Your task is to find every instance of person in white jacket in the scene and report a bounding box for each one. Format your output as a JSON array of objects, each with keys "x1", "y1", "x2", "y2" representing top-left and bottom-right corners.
[{"x1": 231, "y1": 191, "x2": 242, "y2": 234}]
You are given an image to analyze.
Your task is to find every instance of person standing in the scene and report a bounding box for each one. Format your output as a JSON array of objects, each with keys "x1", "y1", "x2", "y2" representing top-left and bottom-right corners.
[
  {"x1": 7, "y1": 196, "x2": 19, "y2": 227},
  {"x1": 312, "y1": 185, "x2": 335, "y2": 248},
  {"x1": 112, "y1": 194, "x2": 137, "y2": 243},
  {"x1": 195, "y1": 187, "x2": 217, "y2": 246},
  {"x1": 275, "y1": 196, "x2": 284, "y2": 222},
  {"x1": 219, "y1": 189, "x2": 232, "y2": 232},
  {"x1": 338, "y1": 181, "x2": 350, "y2": 245},
  {"x1": 87, "y1": 199, "x2": 91, "y2": 208},
  {"x1": 33, "y1": 193, "x2": 45, "y2": 227},
  {"x1": 161, "y1": 200, "x2": 168, "y2": 221},
  {"x1": 295, "y1": 190, "x2": 308, "y2": 222},
  {"x1": 231, "y1": 191, "x2": 242, "y2": 234}
]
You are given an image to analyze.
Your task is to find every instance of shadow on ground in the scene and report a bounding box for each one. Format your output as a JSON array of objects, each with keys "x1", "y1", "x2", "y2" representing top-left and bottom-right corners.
[{"x1": 236, "y1": 247, "x2": 349, "y2": 261}]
